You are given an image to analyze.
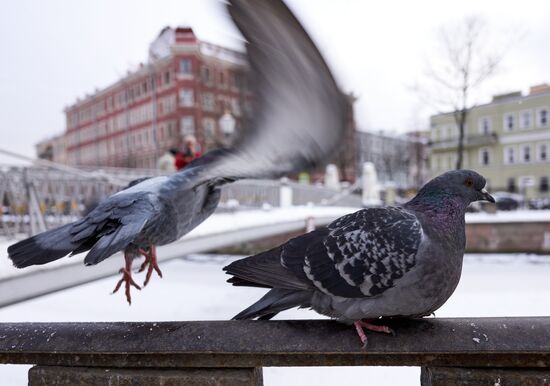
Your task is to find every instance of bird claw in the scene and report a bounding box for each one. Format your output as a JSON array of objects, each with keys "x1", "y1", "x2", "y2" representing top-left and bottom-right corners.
[
  {"x1": 138, "y1": 246, "x2": 163, "y2": 287},
  {"x1": 112, "y1": 268, "x2": 141, "y2": 305},
  {"x1": 354, "y1": 319, "x2": 395, "y2": 347}
]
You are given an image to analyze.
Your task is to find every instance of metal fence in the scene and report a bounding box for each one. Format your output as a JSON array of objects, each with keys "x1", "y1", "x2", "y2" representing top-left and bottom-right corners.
[{"x1": 0, "y1": 165, "x2": 361, "y2": 238}]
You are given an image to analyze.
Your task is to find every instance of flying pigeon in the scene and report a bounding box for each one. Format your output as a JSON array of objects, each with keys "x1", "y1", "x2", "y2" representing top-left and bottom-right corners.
[
  {"x1": 224, "y1": 170, "x2": 495, "y2": 346},
  {"x1": 7, "y1": 0, "x2": 347, "y2": 304}
]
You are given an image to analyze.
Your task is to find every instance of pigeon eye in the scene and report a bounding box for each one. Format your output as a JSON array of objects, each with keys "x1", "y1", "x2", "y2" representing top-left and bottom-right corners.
[{"x1": 465, "y1": 178, "x2": 474, "y2": 188}]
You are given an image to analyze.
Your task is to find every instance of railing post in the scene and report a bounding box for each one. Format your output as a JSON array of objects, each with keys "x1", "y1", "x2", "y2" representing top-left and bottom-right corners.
[
  {"x1": 421, "y1": 366, "x2": 550, "y2": 385},
  {"x1": 279, "y1": 178, "x2": 293, "y2": 207},
  {"x1": 29, "y1": 366, "x2": 264, "y2": 386}
]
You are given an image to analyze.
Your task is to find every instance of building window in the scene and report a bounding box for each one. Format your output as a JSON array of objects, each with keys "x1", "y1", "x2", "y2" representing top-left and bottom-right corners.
[
  {"x1": 180, "y1": 116, "x2": 195, "y2": 136},
  {"x1": 538, "y1": 143, "x2": 548, "y2": 161},
  {"x1": 201, "y1": 93, "x2": 215, "y2": 112},
  {"x1": 503, "y1": 112, "x2": 515, "y2": 131},
  {"x1": 507, "y1": 177, "x2": 516, "y2": 193},
  {"x1": 450, "y1": 125, "x2": 458, "y2": 139},
  {"x1": 538, "y1": 108, "x2": 548, "y2": 127},
  {"x1": 504, "y1": 146, "x2": 515, "y2": 165},
  {"x1": 164, "y1": 71, "x2": 171, "y2": 85},
  {"x1": 179, "y1": 89, "x2": 194, "y2": 107},
  {"x1": 431, "y1": 127, "x2": 438, "y2": 142},
  {"x1": 231, "y1": 98, "x2": 241, "y2": 116},
  {"x1": 232, "y1": 72, "x2": 244, "y2": 89},
  {"x1": 541, "y1": 177, "x2": 549, "y2": 193},
  {"x1": 479, "y1": 147, "x2": 490, "y2": 166},
  {"x1": 521, "y1": 144, "x2": 532, "y2": 163},
  {"x1": 180, "y1": 59, "x2": 192, "y2": 75},
  {"x1": 520, "y1": 110, "x2": 532, "y2": 129},
  {"x1": 201, "y1": 66, "x2": 211, "y2": 84},
  {"x1": 440, "y1": 155, "x2": 448, "y2": 170},
  {"x1": 478, "y1": 117, "x2": 491, "y2": 135},
  {"x1": 202, "y1": 118, "x2": 216, "y2": 137},
  {"x1": 439, "y1": 126, "x2": 448, "y2": 140}
]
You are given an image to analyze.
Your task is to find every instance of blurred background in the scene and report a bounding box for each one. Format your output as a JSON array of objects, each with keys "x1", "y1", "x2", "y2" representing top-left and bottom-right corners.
[{"x1": 1, "y1": 1, "x2": 550, "y2": 385}]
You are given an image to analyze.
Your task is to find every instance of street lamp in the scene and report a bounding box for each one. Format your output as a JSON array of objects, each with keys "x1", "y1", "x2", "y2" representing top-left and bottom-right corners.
[{"x1": 219, "y1": 110, "x2": 236, "y2": 144}]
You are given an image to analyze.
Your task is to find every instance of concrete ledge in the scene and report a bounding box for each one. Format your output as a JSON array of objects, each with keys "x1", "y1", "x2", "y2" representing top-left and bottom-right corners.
[
  {"x1": 29, "y1": 366, "x2": 263, "y2": 386},
  {"x1": 1, "y1": 318, "x2": 550, "y2": 368},
  {"x1": 421, "y1": 367, "x2": 550, "y2": 386}
]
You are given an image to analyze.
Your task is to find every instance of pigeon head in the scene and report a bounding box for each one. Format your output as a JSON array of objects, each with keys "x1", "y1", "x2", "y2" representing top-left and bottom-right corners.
[{"x1": 408, "y1": 170, "x2": 495, "y2": 210}]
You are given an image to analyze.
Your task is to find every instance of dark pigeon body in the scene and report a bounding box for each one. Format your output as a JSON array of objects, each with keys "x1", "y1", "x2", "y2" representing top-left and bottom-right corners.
[{"x1": 225, "y1": 170, "x2": 495, "y2": 322}]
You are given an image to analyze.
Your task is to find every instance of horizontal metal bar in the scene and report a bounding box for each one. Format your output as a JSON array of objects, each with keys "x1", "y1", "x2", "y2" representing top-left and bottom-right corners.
[{"x1": 1, "y1": 318, "x2": 550, "y2": 368}]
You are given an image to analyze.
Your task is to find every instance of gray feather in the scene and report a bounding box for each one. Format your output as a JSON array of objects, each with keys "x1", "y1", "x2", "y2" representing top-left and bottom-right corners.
[
  {"x1": 204, "y1": 0, "x2": 347, "y2": 181},
  {"x1": 232, "y1": 288, "x2": 312, "y2": 320}
]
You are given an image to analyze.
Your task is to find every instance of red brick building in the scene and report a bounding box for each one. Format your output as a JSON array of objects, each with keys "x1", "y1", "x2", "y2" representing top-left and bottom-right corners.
[
  {"x1": 37, "y1": 26, "x2": 358, "y2": 182},
  {"x1": 59, "y1": 27, "x2": 251, "y2": 168}
]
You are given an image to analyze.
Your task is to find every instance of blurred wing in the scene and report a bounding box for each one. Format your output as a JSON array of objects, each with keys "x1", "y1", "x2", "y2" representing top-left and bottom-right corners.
[{"x1": 207, "y1": 0, "x2": 347, "y2": 180}]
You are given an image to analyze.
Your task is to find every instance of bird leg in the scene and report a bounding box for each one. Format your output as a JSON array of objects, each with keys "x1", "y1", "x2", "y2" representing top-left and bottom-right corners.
[
  {"x1": 138, "y1": 245, "x2": 163, "y2": 286},
  {"x1": 112, "y1": 251, "x2": 141, "y2": 305},
  {"x1": 353, "y1": 319, "x2": 395, "y2": 348}
]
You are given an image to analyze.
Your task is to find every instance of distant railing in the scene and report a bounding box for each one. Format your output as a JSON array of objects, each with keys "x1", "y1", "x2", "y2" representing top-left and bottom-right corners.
[
  {"x1": 1, "y1": 317, "x2": 549, "y2": 385},
  {"x1": 221, "y1": 179, "x2": 362, "y2": 209},
  {"x1": 0, "y1": 165, "x2": 361, "y2": 237}
]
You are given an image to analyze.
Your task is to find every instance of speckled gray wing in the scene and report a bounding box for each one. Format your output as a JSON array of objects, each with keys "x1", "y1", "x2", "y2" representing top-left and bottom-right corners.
[{"x1": 292, "y1": 207, "x2": 422, "y2": 298}]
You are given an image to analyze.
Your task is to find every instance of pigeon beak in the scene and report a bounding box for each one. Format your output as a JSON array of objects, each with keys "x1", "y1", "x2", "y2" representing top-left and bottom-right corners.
[{"x1": 480, "y1": 189, "x2": 495, "y2": 203}]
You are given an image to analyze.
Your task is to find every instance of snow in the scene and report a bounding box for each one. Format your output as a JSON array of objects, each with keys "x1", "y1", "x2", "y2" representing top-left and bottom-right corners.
[
  {"x1": 466, "y1": 209, "x2": 550, "y2": 223},
  {"x1": 1, "y1": 252, "x2": 550, "y2": 385}
]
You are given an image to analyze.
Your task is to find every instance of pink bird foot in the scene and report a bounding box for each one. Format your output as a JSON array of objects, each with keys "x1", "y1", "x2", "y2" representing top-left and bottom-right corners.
[
  {"x1": 138, "y1": 245, "x2": 163, "y2": 286},
  {"x1": 353, "y1": 319, "x2": 394, "y2": 348},
  {"x1": 112, "y1": 252, "x2": 141, "y2": 305}
]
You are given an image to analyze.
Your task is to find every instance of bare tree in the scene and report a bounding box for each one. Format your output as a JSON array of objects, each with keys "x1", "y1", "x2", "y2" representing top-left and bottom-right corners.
[{"x1": 420, "y1": 16, "x2": 510, "y2": 170}]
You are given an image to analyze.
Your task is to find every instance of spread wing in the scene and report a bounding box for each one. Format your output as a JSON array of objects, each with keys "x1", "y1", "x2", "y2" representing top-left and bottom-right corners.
[{"x1": 205, "y1": 0, "x2": 348, "y2": 181}]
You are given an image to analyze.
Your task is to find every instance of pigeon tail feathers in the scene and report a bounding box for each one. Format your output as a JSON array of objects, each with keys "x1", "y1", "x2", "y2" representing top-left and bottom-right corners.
[
  {"x1": 223, "y1": 246, "x2": 311, "y2": 291},
  {"x1": 232, "y1": 288, "x2": 312, "y2": 320},
  {"x1": 8, "y1": 223, "x2": 79, "y2": 268}
]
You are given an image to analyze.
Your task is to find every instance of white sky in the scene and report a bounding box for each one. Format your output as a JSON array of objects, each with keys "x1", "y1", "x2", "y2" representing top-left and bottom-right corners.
[{"x1": 1, "y1": 0, "x2": 549, "y2": 159}]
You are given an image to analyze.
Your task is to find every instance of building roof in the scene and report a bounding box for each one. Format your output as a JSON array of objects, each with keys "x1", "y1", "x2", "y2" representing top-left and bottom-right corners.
[{"x1": 431, "y1": 83, "x2": 550, "y2": 119}]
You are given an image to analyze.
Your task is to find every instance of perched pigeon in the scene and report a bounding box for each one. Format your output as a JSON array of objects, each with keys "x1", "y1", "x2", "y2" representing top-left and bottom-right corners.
[
  {"x1": 7, "y1": 0, "x2": 347, "y2": 304},
  {"x1": 224, "y1": 170, "x2": 495, "y2": 346}
]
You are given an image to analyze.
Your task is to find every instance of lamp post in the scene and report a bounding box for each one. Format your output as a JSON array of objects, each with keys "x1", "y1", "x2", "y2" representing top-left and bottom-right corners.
[{"x1": 219, "y1": 110, "x2": 236, "y2": 145}]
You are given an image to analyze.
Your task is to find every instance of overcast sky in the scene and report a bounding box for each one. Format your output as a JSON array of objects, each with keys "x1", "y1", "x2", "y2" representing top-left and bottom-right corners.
[{"x1": 1, "y1": 0, "x2": 549, "y2": 160}]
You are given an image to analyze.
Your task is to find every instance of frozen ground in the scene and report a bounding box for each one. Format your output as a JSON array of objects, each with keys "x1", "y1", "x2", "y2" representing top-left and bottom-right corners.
[{"x1": 0, "y1": 253, "x2": 549, "y2": 386}]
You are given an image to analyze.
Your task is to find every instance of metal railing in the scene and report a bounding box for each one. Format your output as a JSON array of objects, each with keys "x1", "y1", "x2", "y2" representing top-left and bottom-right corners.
[
  {"x1": 0, "y1": 165, "x2": 361, "y2": 238},
  {"x1": 1, "y1": 317, "x2": 549, "y2": 385}
]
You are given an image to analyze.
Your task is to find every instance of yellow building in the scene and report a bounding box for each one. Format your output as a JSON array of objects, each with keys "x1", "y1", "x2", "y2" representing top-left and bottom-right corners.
[{"x1": 430, "y1": 84, "x2": 550, "y2": 198}]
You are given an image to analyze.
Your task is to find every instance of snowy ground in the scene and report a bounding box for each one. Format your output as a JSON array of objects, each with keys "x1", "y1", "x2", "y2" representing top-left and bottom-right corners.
[
  {"x1": 466, "y1": 209, "x2": 550, "y2": 223},
  {"x1": 0, "y1": 253, "x2": 549, "y2": 386}
]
